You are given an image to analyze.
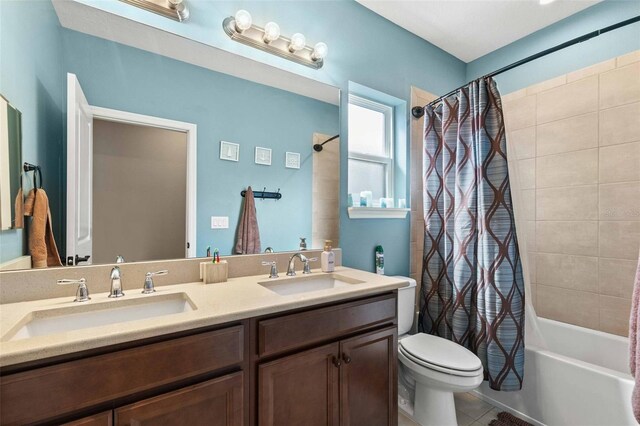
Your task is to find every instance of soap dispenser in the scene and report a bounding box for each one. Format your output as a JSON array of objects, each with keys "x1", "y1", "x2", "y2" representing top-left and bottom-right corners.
[{"x1": 321, "y1": 240, "x2": 335, "y2": 272}]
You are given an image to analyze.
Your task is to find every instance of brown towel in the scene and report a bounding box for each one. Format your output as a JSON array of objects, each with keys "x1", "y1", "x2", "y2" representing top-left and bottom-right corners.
[
  {"x1": 629, "y1": 249, "x2": 640, "y2": 422},
  {"x1": 22, "y1": 188, "x2": 62, "y2": 268},
  {"x1": 234, "y1": 186, "x2": 261, "y2": 254}
]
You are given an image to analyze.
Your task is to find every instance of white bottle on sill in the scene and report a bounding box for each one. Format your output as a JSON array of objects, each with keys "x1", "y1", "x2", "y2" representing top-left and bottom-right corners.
[{"x1": 321, "y1": 240, "x2": 335, "y2": 273}]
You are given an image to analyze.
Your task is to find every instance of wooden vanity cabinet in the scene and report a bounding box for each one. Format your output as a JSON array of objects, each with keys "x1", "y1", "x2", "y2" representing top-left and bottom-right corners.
[
  {"x1": 253, "y1": 292, "x2": 398, "y2": 426},
  {"x1": 1, "y1": 291, "x2": 398, "y2": 426}
]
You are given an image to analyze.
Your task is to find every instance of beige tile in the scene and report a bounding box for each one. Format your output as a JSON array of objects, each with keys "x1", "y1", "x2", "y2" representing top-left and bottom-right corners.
[
  {"x1": 504, "y1": 95, "x2": 536, "y2": 131},
  {"x1": 617, "y1": 50, "x2": 640, "y2": 68},
  {"x1": 510, "y1": 127, "x2": 536, "y2": 160},
  {"x1": 536, "y1": 221, "x2": 598, "y2": 256},
  {"x1": 567, "y1": 59, "x2": 615, "y2": 82},
  {"x1": 526, "y1": 75, "x2": 567, "y2": 95},
  {"x1": 536, "y1": 113, "x2": 598, "y2": 156},
  {"x1": 502, "y1": 88, "x2": 528, "y2": 102},
  {"x1": 599, "y1": 221, "x2": 640, "y2": 260},
  {"x1": 536, "y1": 149, "x2": 598, "y2": 188},
  {"x1": 599, "y1": 258, "x2": 638, "y2": 299},
  {"x1": 599, "y1": 295, "x2": 631, "y2": 337},
  {"x1": 456, "y1": 410, "x2": 476, "y2": 426},
  {"x1": 536, "y1": 185, "x2": 598, "y2": 220},
  {"x1": 528, "y1": 251, "x2": 537, "y2": 284},
  {"x1": 599, "y1": 102, "x2": 640, "y2": 147},
  {"x1": 525, "y1": 220, "x2": 536, "y2": 252},
  {"x1": 599, "y1": 142, "x2": 640, "y2": 183},
  {"x1": 536, "y1": 253, "x2": 598, "y2": 292},
  {"x1": 600, "y1": 62, "x2": 640, "y2": 109},
  {"x1": 520, "y1": 189, "x2": 535, "y2": 221},
  {"x1": 472, "y1": 408, "x2": 500, "y2": 426},
  {"x1": 537, "y1": 285, "x2": 599, "y2": 329},
  {"x1": 454, "y1": 392, "x2": 493, "y2": 420},
  {"x1": 518, "y1": 158, "x2": 536, "y2": 190},
  {"x1": 599, "y1": 182, "x2": 640, "y2": 221},
  {"x1": 537, "y1": 76, "x2": 598, "y2": 124}
]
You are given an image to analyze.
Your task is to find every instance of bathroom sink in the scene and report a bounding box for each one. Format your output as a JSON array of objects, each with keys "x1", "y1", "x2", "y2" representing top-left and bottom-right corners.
[
  {"x1": 3, "y1": 293, "x2": 196, "y2": 341},
  {"x1": 258, "y1": 273, "x2": 365, "y2": 296}
]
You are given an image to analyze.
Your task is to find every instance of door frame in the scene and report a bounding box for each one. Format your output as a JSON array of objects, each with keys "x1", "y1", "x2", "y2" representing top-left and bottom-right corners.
[{"x1": 90, "y1": 106, "x2": 197, "y2": 258}]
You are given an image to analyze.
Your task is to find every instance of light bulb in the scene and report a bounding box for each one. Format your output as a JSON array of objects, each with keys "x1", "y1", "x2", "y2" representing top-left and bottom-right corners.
[
  {"x1": 234, "y1": 9, "x2": 252, "y2": 32},
  {"x1": 311, "y1": 42, "x2": 328, "y2": 61},
  {"x1": 263, "y1": 22, "x2": 281, "y2": 43},
  {"x1": 289, "y1": 33, "x2": 306, "y2": 52},
  {"x1": 539, "y1": 0, "x2": 555, "y2": 4}
]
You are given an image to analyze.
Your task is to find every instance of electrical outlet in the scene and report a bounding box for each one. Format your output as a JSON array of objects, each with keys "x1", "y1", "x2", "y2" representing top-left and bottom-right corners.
[{"x1": 211, "y1": 216, "x2": 229, "y2": 229}]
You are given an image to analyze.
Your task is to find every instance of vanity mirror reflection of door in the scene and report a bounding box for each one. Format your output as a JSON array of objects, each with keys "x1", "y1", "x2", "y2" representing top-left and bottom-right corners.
[{"x1": 66, "y1": 74, "x2": 196, "y2": 265}]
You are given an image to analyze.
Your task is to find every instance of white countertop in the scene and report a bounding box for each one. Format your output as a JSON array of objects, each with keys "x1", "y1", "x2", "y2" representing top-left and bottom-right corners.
[{"x1": 0, "y1": 267, "x2": 409, "y2": 367}]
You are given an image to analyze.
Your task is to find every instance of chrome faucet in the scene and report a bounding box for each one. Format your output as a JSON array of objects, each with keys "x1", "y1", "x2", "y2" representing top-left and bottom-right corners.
[
  {"x1": 57, "y1": 278, "x2": 90, "y2": 302},
  {"x1": 286, "y1": 253, "x2": 317, "y2": 276},
  {"x1": 143, "y1": 270, "x2": 168, "y2": 294},
  {"x1": 108, "y1": 266, "x2": 125, "y2": 298},
  {"x1": 262, "y1": 261, "x2": 279, "y2": 278}
]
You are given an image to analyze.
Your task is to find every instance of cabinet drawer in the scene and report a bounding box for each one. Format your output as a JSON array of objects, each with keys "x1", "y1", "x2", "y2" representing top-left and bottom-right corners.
[
  {"x1": 115, "y1": 372, "x2": 243, "y2": 426},
  {"x1": 257, "y1": 293, "x2": 396, "y2": 357},
  {"x1": 0, "y1": 325, "x2": 243, "y2": 426},
  {"x1": 63, "y1": 411, "x2": 113, "y2": 426}
]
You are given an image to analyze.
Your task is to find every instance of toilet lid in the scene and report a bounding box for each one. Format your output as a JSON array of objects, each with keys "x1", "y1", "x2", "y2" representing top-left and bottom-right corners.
[{"x1": 399, "y1": 333, "x2": 483, "y2": 373}]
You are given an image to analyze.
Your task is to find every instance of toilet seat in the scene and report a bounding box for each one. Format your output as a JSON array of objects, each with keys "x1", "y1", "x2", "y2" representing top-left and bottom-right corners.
[{"x1": 399, "y1": 333, "x2": 483, "y2": 377}]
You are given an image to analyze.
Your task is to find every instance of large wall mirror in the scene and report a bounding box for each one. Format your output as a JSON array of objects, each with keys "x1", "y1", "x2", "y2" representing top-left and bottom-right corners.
[{"x1": 0, "y1": 1, "x2": 340, "y2": 270}]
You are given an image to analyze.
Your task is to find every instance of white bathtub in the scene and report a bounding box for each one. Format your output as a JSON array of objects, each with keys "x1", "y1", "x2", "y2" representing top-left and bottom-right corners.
[{"x1": 474, "y1": 316, "x2": 636, "y2": 426}]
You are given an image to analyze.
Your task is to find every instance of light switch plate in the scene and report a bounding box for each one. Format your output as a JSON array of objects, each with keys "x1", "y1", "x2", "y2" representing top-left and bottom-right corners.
[
  {"x1": 285, "y1": 152, "x2": 301, "y2": 169},
  {"x1": 211, "y1": 216, "x2": 229, "y2": 229}
]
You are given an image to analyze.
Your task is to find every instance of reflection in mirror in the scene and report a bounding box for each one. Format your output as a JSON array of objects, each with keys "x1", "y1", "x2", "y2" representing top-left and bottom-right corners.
[
  {"x1": 0, "y1": 1, "x2": 340, "y2": 270},
  {"x1": 0, "y1": 96, "x2": 22, "y2": 232}
]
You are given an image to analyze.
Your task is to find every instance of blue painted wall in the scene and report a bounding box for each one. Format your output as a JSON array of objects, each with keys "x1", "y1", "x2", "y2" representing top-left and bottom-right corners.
[
  {"x1": 467, "y1": 0, "x2": 640, "y2": 94},
  {"x1": 62, "y1": 29, "x2": 339, "y2": 256},
  {"x1": 0, "y1": 0, "x2": 65, "y2": 263}
]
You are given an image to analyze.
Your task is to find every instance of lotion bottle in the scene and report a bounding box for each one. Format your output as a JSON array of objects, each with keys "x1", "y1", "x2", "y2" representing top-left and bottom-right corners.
[{"x1": 321, "y1": 240, "x2": 335, "y2": 272}]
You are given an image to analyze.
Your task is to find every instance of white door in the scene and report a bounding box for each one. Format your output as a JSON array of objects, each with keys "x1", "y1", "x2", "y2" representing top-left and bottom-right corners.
[{"x1": 66, "y1": 73, "x2": 93, "y2": 266}]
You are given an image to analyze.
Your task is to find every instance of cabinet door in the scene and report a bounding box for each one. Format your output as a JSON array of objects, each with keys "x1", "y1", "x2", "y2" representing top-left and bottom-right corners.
[
  {"x1": 340, "y1": 326, "x2": 397, "y2": 426},
  {"x1": 258, "y1": 342, "x2": 340, "y2": 426},
  {"x1": 115, "y1": 372, "x2": 243, "y2": 426},
  {"x1": 64, "y1": 411, "x2": 113, "y2": 426}
]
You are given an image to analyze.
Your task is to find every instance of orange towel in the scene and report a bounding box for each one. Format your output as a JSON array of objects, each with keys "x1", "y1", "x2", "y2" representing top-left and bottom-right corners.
[
  {"x1": 14, "y1": 187, "x2": 24, "y2": 228},
  {"x1": 22, "y1": 188, "x2": 62, "y2": 268},
  {"x1": 234, "y1": 186, "x2": 261, "y2": 254}
]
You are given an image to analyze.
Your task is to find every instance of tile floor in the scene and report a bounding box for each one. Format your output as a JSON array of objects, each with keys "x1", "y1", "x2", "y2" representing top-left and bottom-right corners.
[{"x1": 399, "y1": 392, "x2": 499, "y2": 426}]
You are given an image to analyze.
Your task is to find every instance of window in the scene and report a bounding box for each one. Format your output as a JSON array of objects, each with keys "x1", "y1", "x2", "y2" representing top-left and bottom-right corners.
[{"x1": 347, "y1": 95, "x2": 394, "y2": 202}]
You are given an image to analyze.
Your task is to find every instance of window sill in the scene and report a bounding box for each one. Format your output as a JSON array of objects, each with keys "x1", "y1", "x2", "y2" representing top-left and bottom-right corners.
[{"x1": 347, "y1": 207, "x2": 410, "y2": 219}]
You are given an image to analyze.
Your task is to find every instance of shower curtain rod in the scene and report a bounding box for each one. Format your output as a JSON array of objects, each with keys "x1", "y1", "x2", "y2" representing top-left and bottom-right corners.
[{"x1": 411, "y1": 15, "x2": 640, "y2": 118}]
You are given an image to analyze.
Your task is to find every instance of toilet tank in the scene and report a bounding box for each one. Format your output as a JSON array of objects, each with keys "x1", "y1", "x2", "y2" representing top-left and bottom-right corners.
[{"x1": 394, "y1": 276, "x2": 417, "y2": 336}]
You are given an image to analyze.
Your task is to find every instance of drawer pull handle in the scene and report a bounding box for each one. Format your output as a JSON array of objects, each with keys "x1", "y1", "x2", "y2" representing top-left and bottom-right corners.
[
  {"x1": 332, "y1": 356, "x2": 341, "y2": 367},
  {"x1": 342, "y1": 353, "x2": 352, "y2": 364}
]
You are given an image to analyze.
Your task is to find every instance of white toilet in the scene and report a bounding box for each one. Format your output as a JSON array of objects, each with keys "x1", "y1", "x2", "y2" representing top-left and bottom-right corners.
[{"x1": 396, "y1": 277, "x2": 484, "y2": 426}]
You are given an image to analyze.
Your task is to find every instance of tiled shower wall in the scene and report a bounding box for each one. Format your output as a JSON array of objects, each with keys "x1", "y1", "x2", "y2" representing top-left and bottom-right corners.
[{"x1": 503, "y1": 50, "x2": 640, "y2": 336}]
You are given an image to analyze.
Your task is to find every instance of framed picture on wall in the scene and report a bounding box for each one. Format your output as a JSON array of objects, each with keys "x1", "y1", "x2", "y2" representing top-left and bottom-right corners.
[
  {"x1": 220, "y1": 141, "x2": 239, "y2": 162},
  {"x1": 255, "y1": 147, "x2": 272, "y2": 166},
  {"x1": 285, "y1": 152, "x2": 301, "y2": 169}
]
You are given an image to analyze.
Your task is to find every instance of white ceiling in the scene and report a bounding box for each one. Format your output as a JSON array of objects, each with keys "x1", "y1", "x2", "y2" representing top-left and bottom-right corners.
[{"x1": 356, "y1": 0, "x2": 602, "y2": 62}]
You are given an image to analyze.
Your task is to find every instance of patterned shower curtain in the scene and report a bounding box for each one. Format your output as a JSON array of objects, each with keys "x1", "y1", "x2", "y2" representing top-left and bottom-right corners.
[{"x1": 418, "y1": 77, "x2": 525, "y2": 391}]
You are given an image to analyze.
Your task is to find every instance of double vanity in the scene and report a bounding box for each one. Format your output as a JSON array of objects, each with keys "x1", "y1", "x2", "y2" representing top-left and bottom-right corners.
[{"x1": 0, "y1": 252, "x2": 407, "y2": 425}]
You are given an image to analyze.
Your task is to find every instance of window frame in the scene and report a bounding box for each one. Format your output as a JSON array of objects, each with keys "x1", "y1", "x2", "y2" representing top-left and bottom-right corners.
[{"x1": 347, "y1": 94, "x2": 395, "y2": 200}]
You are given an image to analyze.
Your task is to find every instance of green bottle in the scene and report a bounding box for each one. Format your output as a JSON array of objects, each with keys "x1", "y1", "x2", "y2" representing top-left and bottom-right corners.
[{"x1": 375, "y1": 245, "x2": 384, "y2": 275}]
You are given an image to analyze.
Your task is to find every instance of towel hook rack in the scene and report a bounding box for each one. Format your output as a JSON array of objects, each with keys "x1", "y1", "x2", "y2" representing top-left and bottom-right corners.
[
  {"x1": 240, "y1": 188, "x2": 282, "y2": 201},
  {"x1": 22, "y1": 162, "x2": 43, "y2": 190}
]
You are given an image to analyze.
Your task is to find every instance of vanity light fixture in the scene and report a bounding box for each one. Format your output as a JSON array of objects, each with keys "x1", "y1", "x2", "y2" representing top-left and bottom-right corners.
[
  {"x1": 120, "y1": 0, "x2": 189, "y2": 22},
  {"x1": 223, "y1": 10, "x2": 328, "y2": 69},
  {"x1": 539, "y1": 0, "x2": 556, "y2": 4}
]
